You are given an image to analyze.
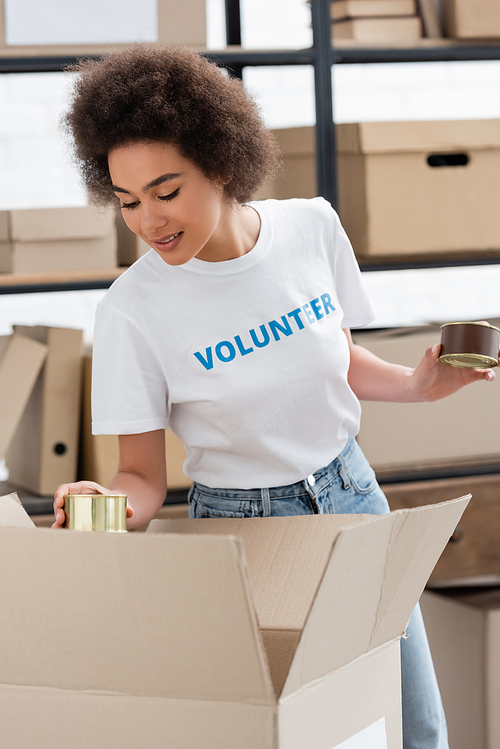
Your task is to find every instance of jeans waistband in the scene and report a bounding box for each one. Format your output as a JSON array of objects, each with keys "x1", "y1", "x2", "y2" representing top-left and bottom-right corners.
[{"x1": 191, "y1": 437, "x2": 356, "y2": 502}]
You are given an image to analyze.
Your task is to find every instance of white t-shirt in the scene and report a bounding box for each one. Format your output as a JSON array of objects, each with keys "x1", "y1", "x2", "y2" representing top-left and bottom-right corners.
[{"x1": 92, "y1": 197, "x2": 376, "y2": 488}]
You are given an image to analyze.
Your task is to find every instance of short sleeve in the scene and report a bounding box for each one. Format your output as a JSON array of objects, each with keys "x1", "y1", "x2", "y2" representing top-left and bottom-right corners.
[
  {"x1": 330, "y1": 207, "x2": 377, "y2": 329},
  {"x1": 91, "y1": 302, "x2": 169, "y2": 435}
]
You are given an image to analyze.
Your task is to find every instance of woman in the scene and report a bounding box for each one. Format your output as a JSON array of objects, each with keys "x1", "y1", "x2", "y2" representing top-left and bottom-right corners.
[{"x1": 53, "y1": 43, "x2": 494, "y2": 749}]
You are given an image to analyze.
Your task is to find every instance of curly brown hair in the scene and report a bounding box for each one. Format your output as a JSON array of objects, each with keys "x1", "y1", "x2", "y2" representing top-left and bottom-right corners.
[{"x1": 63, "y1": 44, "x2": 280, "y2": 206}]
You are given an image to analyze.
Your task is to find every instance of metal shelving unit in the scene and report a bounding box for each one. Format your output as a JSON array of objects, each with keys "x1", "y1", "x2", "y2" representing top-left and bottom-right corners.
[{"x1": 1, "y1": 0, "x2": 500, "y2": 293}]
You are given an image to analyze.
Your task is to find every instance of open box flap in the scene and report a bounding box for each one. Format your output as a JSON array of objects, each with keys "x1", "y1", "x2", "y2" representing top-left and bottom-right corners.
[
  {"x1": 148, "y1": 515, "x2": 376, "y2": 631},
  {"x1": 0, "y1": 527, "x2": 274, "y2": 704},
  {"x1": 282, "y1": 495, "x2": 470, "y2": 698},
  {"x1": 337, "y1": 119, "x2": 500, "y2": 154},
  {"x1": 0, "y1": 492, "x2": 35, "y2": 528}
]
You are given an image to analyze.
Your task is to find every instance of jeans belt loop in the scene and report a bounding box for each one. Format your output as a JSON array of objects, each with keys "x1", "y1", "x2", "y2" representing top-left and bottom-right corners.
[
  {"x1": 261, "y1": 487, "x2": 271, "y2": 517},
  {"x1": 338, "y1": 454, "x2": 351, "y2": 490}
]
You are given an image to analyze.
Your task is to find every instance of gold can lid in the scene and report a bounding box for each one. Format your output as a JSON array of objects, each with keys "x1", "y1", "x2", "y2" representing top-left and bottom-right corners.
[{"x1": 438, "y1": 352, "x2": 498, "y2": 369}]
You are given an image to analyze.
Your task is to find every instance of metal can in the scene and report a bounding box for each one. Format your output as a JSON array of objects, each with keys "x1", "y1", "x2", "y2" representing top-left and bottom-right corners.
[
  {"x1": 439, "y1": 321, "x2": 500, "y2": 369},
  {"x1": 63, "y1": 494, "x2": 128, "y2": 532}
]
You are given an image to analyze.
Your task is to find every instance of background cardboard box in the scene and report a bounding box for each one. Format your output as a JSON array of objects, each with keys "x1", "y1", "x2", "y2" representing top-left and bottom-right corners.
[
  {"x1": 332, "y1": 16, "x2": 422, "y2": 42},
  {"x1": 421, "y1": 588, "x2": 500, "y2": 749},
  {"x1": 383, "y1": 473, "x2": 500, "y2": 587},
  {"x1": 6, "y1": 326, "x2": 83, "y2": 496},
  {"x1": 443, "y1": 0, "x2": 500, "y2": 39},
  {"x1": 337, "y1": 119, "x2": 500, "y2": 257},
  {"x1": 260, "y1": 120, "x2": 500, "y2": 259},
  {"x1": 0, "y1": 0, "x2": 207, "y2": 54},
  {"x1": 352, "y1": 324, "x2": 500, "y2": 477},
  {"x1": 0, "y1": 491, "x2": 469, "y2": 748},
  {"x1": 0, "y1": 205, "x2": 117, "y2": 273}
]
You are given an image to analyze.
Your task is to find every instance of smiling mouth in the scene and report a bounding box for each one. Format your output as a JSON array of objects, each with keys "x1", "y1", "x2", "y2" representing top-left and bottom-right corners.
[
  {"x1": 152, "y1": 231, "x2": 183, "y2": 252},
  {"x1": 158, "y1": 232, "x2": 181, "y2": 244}
]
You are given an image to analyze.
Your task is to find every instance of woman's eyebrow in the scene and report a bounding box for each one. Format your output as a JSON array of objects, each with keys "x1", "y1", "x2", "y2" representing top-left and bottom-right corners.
[{"x1": 111, "y1": 172, "x2": 184, "y2": 196}]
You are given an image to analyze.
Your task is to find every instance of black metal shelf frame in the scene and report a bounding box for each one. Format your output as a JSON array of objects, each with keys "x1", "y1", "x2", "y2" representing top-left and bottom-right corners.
[{"x1": 1, "y1": 0, "x2": 500, "y2": 293}]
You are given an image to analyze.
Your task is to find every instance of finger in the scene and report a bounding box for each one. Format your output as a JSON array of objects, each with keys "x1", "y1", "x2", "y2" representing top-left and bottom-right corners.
[
  {"x1": 423, "y1": 343, "x2": 441, "y2": 366},
  {"x1": 126, "y1": 506, "x2": 134, "y2": 518},
  {"x1": 478, "y1": 368, "x2": 495, "y2": 382}
]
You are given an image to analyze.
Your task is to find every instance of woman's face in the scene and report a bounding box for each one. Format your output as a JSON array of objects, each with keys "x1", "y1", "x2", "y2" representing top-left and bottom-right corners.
[{"x1": 108, "y1": 141, "x2": 231, "y2": 265}]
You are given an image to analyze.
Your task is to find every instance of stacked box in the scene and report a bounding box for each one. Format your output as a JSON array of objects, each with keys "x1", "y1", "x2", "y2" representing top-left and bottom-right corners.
[
  {"x1": 0, "y1": 205, "x2": 117, "y2": 273},
  {"x1": 331, "y1": 0, "x2": 422, "y2": 41},
  {"x1": 262, "y1": 120, "x2": 500, "y2": 259},
  {"x1": 421, "y1": 588, "x2": 500, "y2": 749},
  {"x1": 443, "y1": 0, "x2": 500, "y2": 39}
]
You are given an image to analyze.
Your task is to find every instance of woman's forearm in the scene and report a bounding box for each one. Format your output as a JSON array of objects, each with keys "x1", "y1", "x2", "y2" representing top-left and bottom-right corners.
[{"x1": 109, "y1": 470, "x2": 167, "y2": 530}]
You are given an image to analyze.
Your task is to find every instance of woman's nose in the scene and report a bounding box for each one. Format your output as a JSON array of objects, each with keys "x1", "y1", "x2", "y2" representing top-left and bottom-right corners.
[{"x1": 141, "y1": 204, "x2": 168, "y2": 234}]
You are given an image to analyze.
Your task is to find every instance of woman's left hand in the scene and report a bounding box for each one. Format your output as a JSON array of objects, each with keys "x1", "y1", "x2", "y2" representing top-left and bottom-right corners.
[{"x1": 409, "y1": 343, "x2": 496, "y2": 402}]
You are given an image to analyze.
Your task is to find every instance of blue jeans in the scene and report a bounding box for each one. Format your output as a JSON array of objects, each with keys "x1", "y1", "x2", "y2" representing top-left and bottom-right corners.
[{"x1": 189, "y1": 438, "x2": 448, "y2": 749}]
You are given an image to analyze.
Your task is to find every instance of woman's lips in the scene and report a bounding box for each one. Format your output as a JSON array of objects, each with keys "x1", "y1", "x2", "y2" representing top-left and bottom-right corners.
[{"x1": 152, "y1": 231, "x2": 183, "y2": 252}]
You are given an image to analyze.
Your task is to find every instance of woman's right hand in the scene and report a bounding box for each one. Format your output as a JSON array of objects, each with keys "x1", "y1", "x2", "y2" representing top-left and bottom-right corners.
[{"x1": 52, "y1": 481, "x2": 116, "y2": 529}]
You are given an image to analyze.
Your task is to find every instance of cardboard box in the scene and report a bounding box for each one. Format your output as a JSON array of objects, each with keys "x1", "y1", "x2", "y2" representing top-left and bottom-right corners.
[
  {"x1": 352, "y1": 324, "x2": 500, "y2": 477},
  {"x1": 256, "y1": 126, "x2": 317, "y2": 201},
  {"x1": 421, "y1": 588, "x2": 500, "y2": 749},
  {"x1": 0, "y1": 334, "x2": 47, "y2": 459},
  {"x1": 261, "y1": 121, "x2": 500, "y2": 258},
  {"x1": 383, "y1": 473, "x2": 500, "y2": 587},
  {"x1": 0, "y1": 0, "x2": 206, "y2": 55},
  {"x1": 337, "y1": 119, "x2": 500, "y2": 257},
  {"x1": 6, "y1": 326, "x2": 83, "y2": 496},
  {"x1": 332, "y1": 17, "x2": 422, "y2": 42},
  {"x1": 331, "y1": 0, "x2": 417, "y2": 21},
  {"x1": 80, "y1": 354, "x2": 192, "y2": 491},
  {"x1": 0, "y1": 205, "x2": 117, "y2": 274},
  {"x1": 443, "y1": 0, "x2": 500, "y2": 39},
  {"x1": 0, "y1": 490, "x2": 469, "y2": 749}
]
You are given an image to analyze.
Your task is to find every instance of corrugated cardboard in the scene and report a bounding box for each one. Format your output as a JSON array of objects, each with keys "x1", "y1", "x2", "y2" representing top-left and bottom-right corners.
[
  {"x1": 261, "y1": 121, "x2": 500, "y2": 258},
  {"x1": 6, "y1": 326, "x2": 83, "y2": 495},
  {"x1": 0, "y1": 491, "x2": 35, "y2": 528},
  {"x1": 384, "y1": 473, "x2": 500, "y2": 587},
  {"x1": 331, "y1": 0, "x2": 417, "y2": 21},
  {"x1": 79, "y1": 354, "x2": 191, "y2": 490},
  {"x1": 0, "y1": 491, "x2": 470, "y2": 748},
  {"x1": 421, "y1": 588, "x2": 500, "y2": 749},
  {"x1": 443, "y1": 0, "x2": 500, "y2": 39},
  {"x1": 332, "y1": 17, "x2": 422, "y2": 41},
  {"x1": 0, "y1": 333, "x2": 47, "y2": 459},
  {"x1": 337, "y1": 119, "x2": 500, "y2": 257},
  {"x1": 352, "y1": 324, "x2": 500, "y2": 477},
  {"x1": 0, "y1": 205, "x2": 117, "y2": 273},
  {"x1": 0, "y1": 0, "x2": 206, "y2": 54}
]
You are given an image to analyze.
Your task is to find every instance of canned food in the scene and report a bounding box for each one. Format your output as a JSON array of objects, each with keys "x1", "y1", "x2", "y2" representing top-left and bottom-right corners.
[
  {"x1": 63, "y1": 494, "x2": 128, "y2": 532},
  {"x1": 439, "y1": 321, "x2": 500, "y2": 369}
]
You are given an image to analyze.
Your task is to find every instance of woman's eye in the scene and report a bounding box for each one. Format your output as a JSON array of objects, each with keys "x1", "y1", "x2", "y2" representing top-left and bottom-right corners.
[
  {"x1": 159, "y1": 188, "x2": 180, "y2": 202},
  {"x1": 121, "y1": 201, "x2": 139, "y2": 210}
]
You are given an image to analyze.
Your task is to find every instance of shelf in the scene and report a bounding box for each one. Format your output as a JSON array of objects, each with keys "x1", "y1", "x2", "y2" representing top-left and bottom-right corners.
[
  {"x1": 331, "y1": 38, "x2": 500, "y2": 63},
  {"x1": 2, "y1": 41, "x2": 500, "y2": 73},
  {"x1": 0, "y1": 267, "x2": 124, "y2": 294},
  {"x1": 2, "y1": 0, "x2": 500, "y2": 285},
  {"x1": 358, "y1": 250, "x2": 500, "y2": 272}
]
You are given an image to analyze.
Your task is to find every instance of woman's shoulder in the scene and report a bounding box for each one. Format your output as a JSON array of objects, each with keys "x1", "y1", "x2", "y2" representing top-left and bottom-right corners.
[
  {"x1": 251, "y1": 196, "x2": 339, "y2": 222},
  {"x1": 98, "y1": 251, "x2": 158, "y2": 312}
]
